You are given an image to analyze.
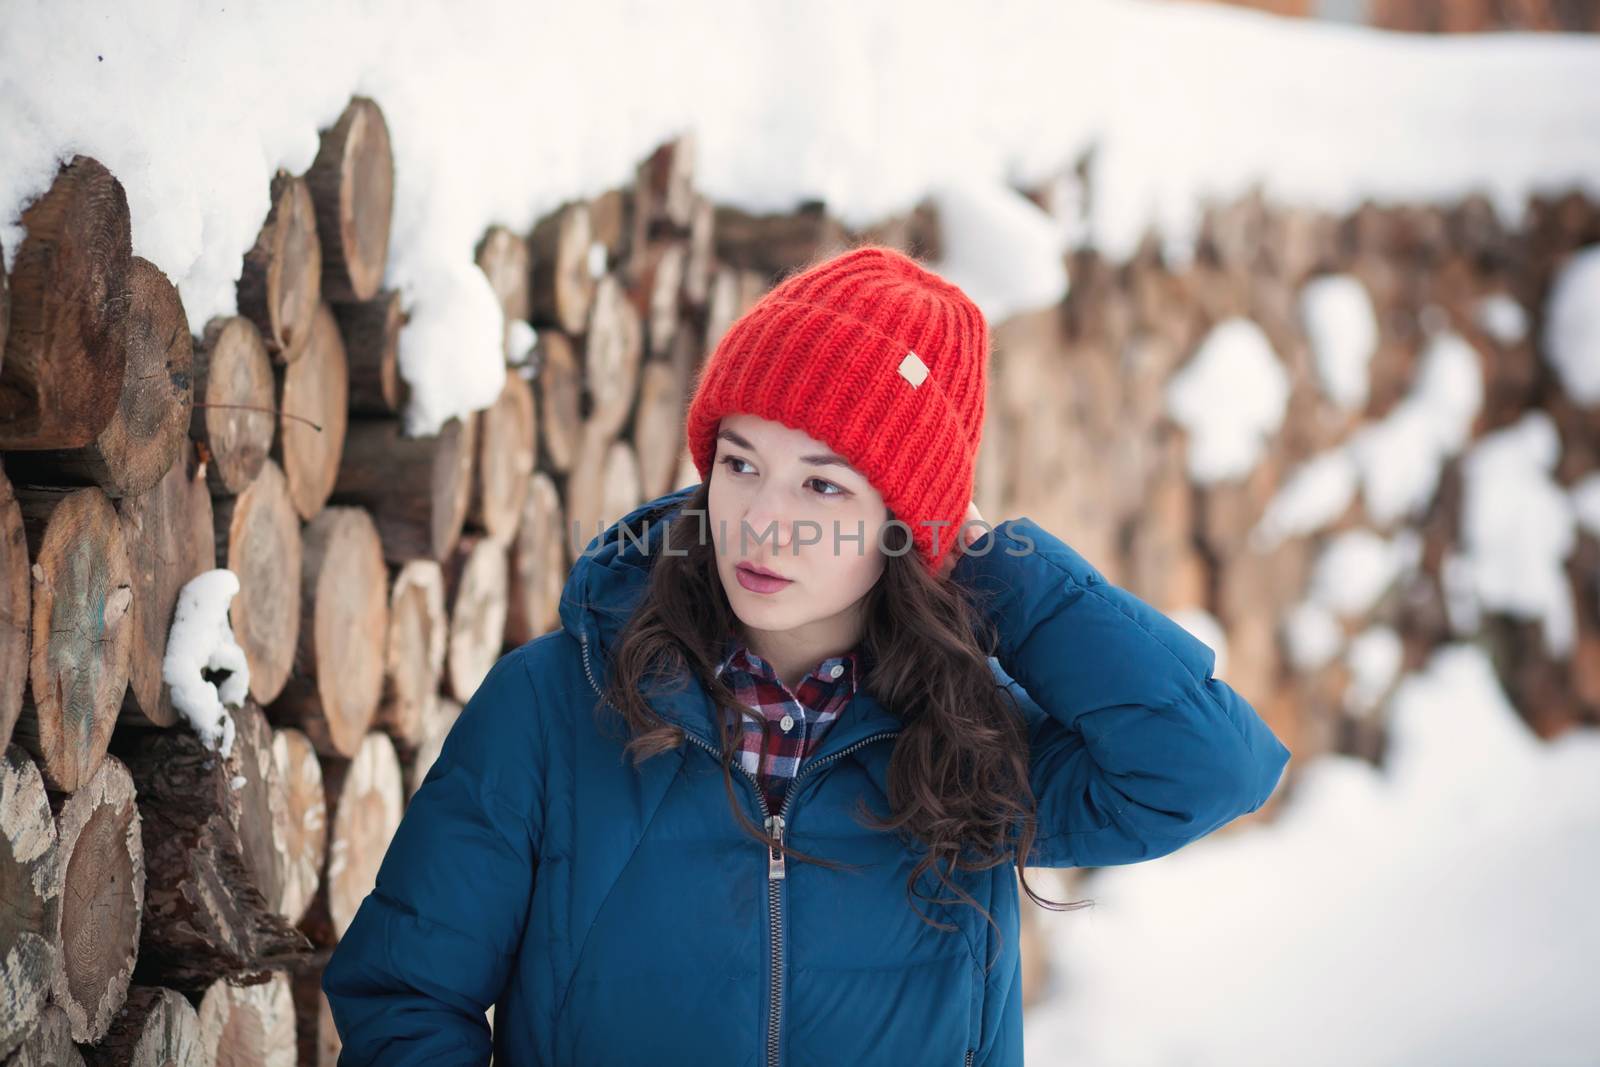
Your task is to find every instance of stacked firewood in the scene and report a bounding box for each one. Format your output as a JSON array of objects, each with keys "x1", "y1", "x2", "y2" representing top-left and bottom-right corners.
[
  {"x1": 17, "y1": 85, "x2": 1594, "y2": 1059},
  {"x1": 0, "y1": 94, "x2": 905, "y2": 1063}
]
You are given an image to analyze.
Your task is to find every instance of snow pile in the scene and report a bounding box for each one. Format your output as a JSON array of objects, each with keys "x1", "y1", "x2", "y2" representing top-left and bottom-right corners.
[
  {"x1": 926, "y1": 177, "x2": 1070, "y2": 323},
  {"x1": 1299, "y1": 274, "x2": 1378, "y2": 411},
  {"x1": 1306, "y1": 528, "x2": 1420, "y2": 620},
  {"x1": 1474, "y1": 291, "x2": 1528, "y2": 346},
  {"x1": 1025, "y1": 643, "x2": 1600, "y2": 1067},
  {"x1": 1250, "y1": 450, "x2": 1358, "y2": 551},
  {"x1": 1343, "y1": 624, "x2": 1403, "y2": 715},
  {"x1": 1348, "y1": 330, "x2": 1484, "y2": 526},
  {"x1": 1573, "y1": 472, "x2": 1600, "y2": 538},
  {"x1": 1281, "y1": 600, "x2": 1342, "y2": 671},
  {"x1": 1542, "y1": 245, "x2": 1600, "y2": 405},
  {"x1": 161, "y1": 569, "x2": 250, "y2": 759},
  {"x1": 5, "y1": 0, "x2": 1599, "y2": 436},
  {"x1": 1458, "y1": 411, "x2": 1577, "y2": 657},
  {"x1": 1165, "y1": 318, "x2": 1289, "y2": 484}
]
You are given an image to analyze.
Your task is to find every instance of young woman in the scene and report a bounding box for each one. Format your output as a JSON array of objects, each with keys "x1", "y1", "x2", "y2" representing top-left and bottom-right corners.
[{"x1": 323, "y1": 245, "x2": 1292, "y2": 1066}]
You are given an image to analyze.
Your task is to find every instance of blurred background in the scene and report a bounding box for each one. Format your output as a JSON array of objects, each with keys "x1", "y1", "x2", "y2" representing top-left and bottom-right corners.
[{"x1": 1, "y1": 0, "x2": 1596, "y2": 1064}]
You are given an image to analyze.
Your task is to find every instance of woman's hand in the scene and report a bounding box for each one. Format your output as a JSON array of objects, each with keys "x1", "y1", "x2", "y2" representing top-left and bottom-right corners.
[{"x1": 937, "y1": 500, "x2": 986, "y2": 581}]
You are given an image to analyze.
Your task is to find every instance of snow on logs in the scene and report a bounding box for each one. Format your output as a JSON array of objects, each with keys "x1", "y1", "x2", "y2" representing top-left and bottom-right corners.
[
  {"x1": 0, "y1": 114, "x2": 740, "y2": 1058},
  {"x1": 110, "y1": 699, "x2": 309, "y2": 991}
]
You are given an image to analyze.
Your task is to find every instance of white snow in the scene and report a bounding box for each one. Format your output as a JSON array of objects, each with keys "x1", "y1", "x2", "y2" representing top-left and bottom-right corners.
[
  {"x1": 1167, "y1": 608, "x2": 1229, "y2": 679},
  {"x1": 1474, "y1": 291, "x2": 1527, "y2": 346},
  {"x1": 1165, "y1": 318, "x2": 1290, "y2": 484},
  {"x1": 1543, "y1": 246, "x2": 1600, "y2": 405},
  {"x1": 1572, "y1": 472, "x2": 1600, "y2": 539},
  {"x1": 1438, "y1": 549, "x2": 1483, "y2": 637},
  {"x1": 1459, "y1": 411, "x2": 1578, "y2": 657},
  {"x1": 161, "y1": 569, "x2": 250, "y2": 759},
  {"x1": 1307, "y1": 528, "x2": 1420, "y2": 620},
  {"x1": 1299, "y1": 274, "x2": 1378, "y2": 411},
  {"x1": 1282, "y1": 600, "x2": 1343, "y2": 672},
  {"x1": 923, "y1": 179, "x2": 1070, "y2": 322},
  {"x1": 1344, "y1": 625, "x2": 1403, "y2": 715},
  {"x1": 5, "y1": 0, "x2": 1599, "y2": 435},
  {"x1": 1347, "y1": 330, "x2": 1483, "y2": 526},
  {"x1": 1026, "y1": 643, "x2": 1600, "y2": 1067},
  {"x1": 506, "y1": 320, "x2": 537, "y2": 366},
  {"x1": 1250, "y1": 449, "x2": 1359, "y2": 551}
]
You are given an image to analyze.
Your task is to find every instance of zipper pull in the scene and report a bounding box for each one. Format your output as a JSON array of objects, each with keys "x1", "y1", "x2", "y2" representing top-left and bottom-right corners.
[{"x1": 765, "y1": 814, "x2": 786, "y2": 880}]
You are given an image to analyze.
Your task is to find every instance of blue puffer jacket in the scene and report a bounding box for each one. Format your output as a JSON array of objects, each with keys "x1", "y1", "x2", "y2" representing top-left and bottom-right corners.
[{"x1": 322, "y1": 483, "x2": 1291, "y2": 1066}]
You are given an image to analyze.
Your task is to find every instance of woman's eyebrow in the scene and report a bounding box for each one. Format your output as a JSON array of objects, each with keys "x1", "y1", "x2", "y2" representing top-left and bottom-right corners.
[{"x1": 717, "y1": 429, "x2": 858, "y2": 474}]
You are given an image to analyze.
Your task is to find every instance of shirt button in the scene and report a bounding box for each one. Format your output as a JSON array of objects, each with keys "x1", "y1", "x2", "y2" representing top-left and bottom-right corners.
[
  {"x1": 780, "y1": 714, "x2": 795, "y2": 732},
  {"x1": 829, "y1": 664, "x2": 844, "y2": 679}
]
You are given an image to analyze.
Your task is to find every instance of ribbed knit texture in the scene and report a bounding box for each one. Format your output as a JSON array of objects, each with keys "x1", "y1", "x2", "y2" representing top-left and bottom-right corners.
[{"x1": 684, "y1": 245, "x2": 989, "y2": 576}]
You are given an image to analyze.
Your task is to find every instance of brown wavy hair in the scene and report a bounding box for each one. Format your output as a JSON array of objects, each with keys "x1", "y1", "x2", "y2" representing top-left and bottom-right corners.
[{"x1": 591, "y1": 480, "x2": 1091, "y2": 970}]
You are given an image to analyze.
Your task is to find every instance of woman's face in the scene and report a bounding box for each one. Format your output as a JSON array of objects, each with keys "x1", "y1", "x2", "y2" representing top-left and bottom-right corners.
[{"x1": 706, "y1": 412, "x2": 889, "y2": 645}]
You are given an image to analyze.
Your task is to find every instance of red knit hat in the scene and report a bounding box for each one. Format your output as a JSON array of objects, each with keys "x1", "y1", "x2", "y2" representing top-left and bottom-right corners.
[{"x1": 684, "y1": 244, "x2": 989, "y2": 577}]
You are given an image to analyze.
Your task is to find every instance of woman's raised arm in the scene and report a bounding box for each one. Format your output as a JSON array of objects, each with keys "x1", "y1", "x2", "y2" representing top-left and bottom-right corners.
[
  {"x1": 950, "y1": 516, "x2": 1292, "y2": 869},
  {"x1": 322, "y1": 642, "x2": 546, "y2": 1065}
]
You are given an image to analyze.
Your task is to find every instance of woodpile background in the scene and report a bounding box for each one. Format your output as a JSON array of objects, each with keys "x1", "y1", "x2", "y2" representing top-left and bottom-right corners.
[{"x1": 5, "y1": 87, "x2": 1598, "y2": 1059}]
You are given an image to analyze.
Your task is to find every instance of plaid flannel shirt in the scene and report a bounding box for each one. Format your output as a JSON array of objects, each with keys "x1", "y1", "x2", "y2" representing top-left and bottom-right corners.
[{"x1": 714, "y1": 632, "x2": 861, "y2": 814}]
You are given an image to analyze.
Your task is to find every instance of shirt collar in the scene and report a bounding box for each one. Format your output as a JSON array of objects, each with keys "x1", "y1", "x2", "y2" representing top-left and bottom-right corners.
[{"x1": 714, "y1": 627, "x2": 860, "y2": 694}]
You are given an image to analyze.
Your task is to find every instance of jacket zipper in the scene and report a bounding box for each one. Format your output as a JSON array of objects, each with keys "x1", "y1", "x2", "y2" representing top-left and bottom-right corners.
[
  {"x1": 966, "y1": 1048, "x2": 975, "y2": 1066},
  {"x1": 579, "y1": 630, "x2": 898, "y2": 1067}
]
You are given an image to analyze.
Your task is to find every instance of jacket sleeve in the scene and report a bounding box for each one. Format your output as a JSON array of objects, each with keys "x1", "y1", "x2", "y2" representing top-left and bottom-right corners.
[
  {"x1": 321, "y1": 642, "x2": 546, "y2": 1065},
  {"x1": 949, "y1": 516, "x2": 1291, "y2": 869}
]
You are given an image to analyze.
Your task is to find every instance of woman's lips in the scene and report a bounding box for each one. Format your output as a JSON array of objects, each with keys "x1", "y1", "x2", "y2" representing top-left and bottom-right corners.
[{"x1": 735, "y1": 563, "x2": 793, "y2": 594}]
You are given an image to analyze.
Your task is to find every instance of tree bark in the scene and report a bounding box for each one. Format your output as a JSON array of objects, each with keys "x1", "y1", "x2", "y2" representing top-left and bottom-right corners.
[
  {"x1": 632, "y1": 358, "x2": 688, "y2": 501},
  {"x1": 79, "y1": 985, "x2": 205, "y2": 1067},
  {"x1": 114, "y1": 715, "x2": 312, "y2": 992},
  {"x1": 333, "y1": 289, "x2": 407, "y2": 416},
  {"x1": 0, "y1": 155, "x2": 132, "y2": 450},
  {"x1": 191, "y1": 315, "x2": 276, "y2": 496},
  {"x1": 470, "y1": 368, "x2": 536, "y2": 543},
  {"x1": 529, "y1": 200, "x2": 597, "y2": 335},
  {"x1": 298, "y1": 732, "x2": 402, "y2": 947},
  {"x1": 213, "y1": 459, "x2": 302, "y2": 706},
  {"x1": 0, "y1": 745, "x2": 61, "y2": 1060},
  {"x1": 534, "y1": 329, "x2": 582, "y2": 475},
  {"x1": 378, "y1": 560, "x2": 446, "y2": 754},
  {"x1": 270, "y1": 727, "x2": 326, "y2": 927},
  {"x1": 584, "y1": 273, "x2": 643, "y2": 438},
  {"x1": 267, "y1": 507, "x2": 387, "y2": 759},
  {"x1": 0, "y1": 466, "x2": 29, "y2": 749},
  {"x1": 443, "y1": 534, "x2": 509, "y2": 702},
  {"x1": 117, "y1": 437, "x2": 216, "y2": 729},
  {"x1": 332, "y1": 414, "x2": 477, "y2": 564},
  {"x1": 507, "y1": 472, "x2": 566, "y2": 646},
  {"x1": 477, "y1": 225, "x2": 532, "y2": 359},
  {"x1": 305, "y1": 96, "x2": 394, "y2": 303},
  {"x1": 12, "y1": 486, "x2": 133, "y2": 793},
  {"x1": 237, "y1": 170, "x2": 321, "y2": 366},
  {"x1": 2, "y1": 1003, "x2": 84, "y2": 1065},
  {"x1": 272, "y1": 301, "x2": 349, "y2": 521},
  {"x1": 48, "y1": 753, "x2": 144, "y2": 1044},
  {"x1": 2, "y1": 257, "x2": 193, "y2": 497},
  {"x1": 195, "y1": 970, "x2": 297, "y2": 1067}
]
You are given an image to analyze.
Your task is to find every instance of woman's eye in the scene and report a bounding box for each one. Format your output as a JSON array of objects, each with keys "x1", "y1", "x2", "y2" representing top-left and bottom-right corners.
[{"x1": 720, "y1": 456, "x2": 841, "y2": 497}]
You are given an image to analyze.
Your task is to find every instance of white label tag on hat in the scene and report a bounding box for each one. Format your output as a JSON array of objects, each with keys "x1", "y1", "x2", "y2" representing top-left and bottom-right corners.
[{"x1": 898, "y1": 350, "x2": 929, "y2": 388}]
